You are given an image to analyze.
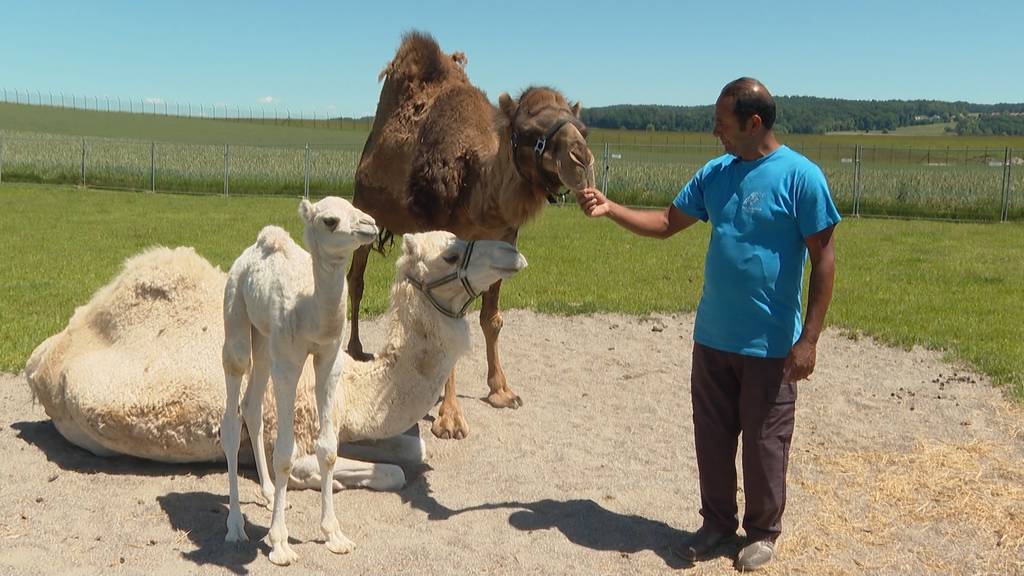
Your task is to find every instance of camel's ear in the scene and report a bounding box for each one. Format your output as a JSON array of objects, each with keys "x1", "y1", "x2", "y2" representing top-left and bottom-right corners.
[
  {"x1": 571, "y1": 101, "x2": 582, "y2": 117},
  {"x1": 401, "y1": 233, "x2": 420, "y2": 258},
  {"x1": 298, "y1": 199, "x2": 316, "y2": 224},
  {"x1": 498, "y1": 92, "x2": 517, "y2": 121}
]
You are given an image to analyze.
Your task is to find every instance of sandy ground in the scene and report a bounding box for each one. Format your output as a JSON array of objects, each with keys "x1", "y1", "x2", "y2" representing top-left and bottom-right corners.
[{"x1": 1, "y1": 311, "x2": 1022, "y2": 575}]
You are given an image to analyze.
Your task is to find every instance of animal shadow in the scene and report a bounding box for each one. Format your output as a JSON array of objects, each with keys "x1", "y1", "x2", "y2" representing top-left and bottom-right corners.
[
  {"x1": 11, "y1": 420, "x2": 224, "y2": 479},
  {"x1": 157, "y1": 491, "x2": 276, "y2": 574}
]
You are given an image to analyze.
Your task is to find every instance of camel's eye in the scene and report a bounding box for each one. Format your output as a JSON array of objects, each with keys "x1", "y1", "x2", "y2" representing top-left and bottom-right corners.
[
  {"x1": 442, "y1": 253, "x2": 460, "y2": 265},
  {"x1": 322, "y1": 217, "x2": 339, "y2": 231}
]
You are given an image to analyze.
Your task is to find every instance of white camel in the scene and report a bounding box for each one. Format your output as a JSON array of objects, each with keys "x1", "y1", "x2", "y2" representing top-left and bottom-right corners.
[
  {"x1": 23, "y1": 231, "x2": 527, "y2": 558},
  {"x1": 221, "y1": 196, "x2": 378, "y2": 564}
]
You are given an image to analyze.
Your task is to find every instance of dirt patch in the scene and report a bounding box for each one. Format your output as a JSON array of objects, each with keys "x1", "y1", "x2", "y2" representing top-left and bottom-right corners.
[{"x1": 1, "y1": 311, "x2": 1022, "y2": 575}]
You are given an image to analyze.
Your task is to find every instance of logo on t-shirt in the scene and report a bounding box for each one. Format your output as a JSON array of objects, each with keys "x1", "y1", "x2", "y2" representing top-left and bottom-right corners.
[{"x1": 741, "y1": 191, "x2": 764, "y2": 215}]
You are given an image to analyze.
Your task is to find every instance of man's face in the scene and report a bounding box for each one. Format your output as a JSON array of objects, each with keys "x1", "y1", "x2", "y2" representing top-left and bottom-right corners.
[{"x1": 713, "y1": 96, "x2": 748, "y2": 156}]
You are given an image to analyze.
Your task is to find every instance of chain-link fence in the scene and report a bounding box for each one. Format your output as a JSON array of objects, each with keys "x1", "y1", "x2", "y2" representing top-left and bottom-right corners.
[
  {"x1": 0, "y1": 132, "x2": 362, "y2": 197},
  {"x1": 0, "y1": 131, "x2": 1018, "y2": 221}
]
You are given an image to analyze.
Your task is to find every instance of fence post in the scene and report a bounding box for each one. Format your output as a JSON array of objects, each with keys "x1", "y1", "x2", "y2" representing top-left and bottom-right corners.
[
  {"x1": 223, "y1": 144, "x2": 230, "y2": 197},
  {"x1": 853, "y1": 144, "x2": 862, "y2": 217},
  {"x1": 80, "y1": 137, "x2": 86, "y2": 186},
  {"x1": 0, "y1": 134, "x2": 4, "y2": 184},
  {"x1": 601, "y1": 142, "x2": 609, "y2": 196},
  {"x1": 1009, "y1": 147, "x2": 1015, "y2": 222},
  {"x1": 150, "y1": 142, "x2": 156, "y2": 192},
  {"x1": 303, "y1": 143, "x2": 311, "y2": 199},
  {"x1": 1002, "y1": 147, "x2": 1011, "y2": 222}
]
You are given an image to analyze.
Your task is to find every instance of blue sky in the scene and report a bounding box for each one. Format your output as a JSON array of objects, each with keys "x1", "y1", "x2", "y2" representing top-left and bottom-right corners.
[{"x1": 2, "y1": 0, "x2": 1021, "y2": 117}]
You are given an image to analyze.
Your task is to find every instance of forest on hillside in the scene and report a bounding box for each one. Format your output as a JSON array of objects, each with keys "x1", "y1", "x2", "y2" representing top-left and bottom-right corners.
[{"x1": 579, "y1": 97, "x2": 1024, "y2": 135}]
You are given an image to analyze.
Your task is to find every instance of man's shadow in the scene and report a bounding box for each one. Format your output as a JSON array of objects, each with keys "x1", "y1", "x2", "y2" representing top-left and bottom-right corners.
[{"x1": 399, "y1": 474, "x2": 737, "y2": 568}]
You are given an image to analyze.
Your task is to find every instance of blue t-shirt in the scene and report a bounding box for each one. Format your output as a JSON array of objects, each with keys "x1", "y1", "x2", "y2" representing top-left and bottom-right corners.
[{"x1": 673, "y1": 145, "x2": 841, "y2": 358}]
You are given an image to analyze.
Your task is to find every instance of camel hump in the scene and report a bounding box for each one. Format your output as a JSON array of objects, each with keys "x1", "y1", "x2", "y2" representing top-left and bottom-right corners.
[
  {"x1": 379, "y1": 31, "x2": 468, "y2": 86},
  {"x1": 256, "y1": 226, "x2": 294, "y2": 254}
]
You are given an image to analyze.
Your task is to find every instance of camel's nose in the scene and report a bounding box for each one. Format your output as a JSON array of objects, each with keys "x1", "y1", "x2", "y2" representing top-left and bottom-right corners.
[{"x1": 353, "y1": 214, "x2": 378, "y2": 236}]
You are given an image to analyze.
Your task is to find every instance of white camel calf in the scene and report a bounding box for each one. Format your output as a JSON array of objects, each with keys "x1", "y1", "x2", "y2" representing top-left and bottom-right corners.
[{"x1": 221, "y1": 196, "x2": 377, "y2": 565}]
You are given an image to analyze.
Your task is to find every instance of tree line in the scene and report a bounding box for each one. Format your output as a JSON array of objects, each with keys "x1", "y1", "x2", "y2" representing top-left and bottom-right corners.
[{"x1": 579, "y1": 97, "x2": 1024, "y2": 135}]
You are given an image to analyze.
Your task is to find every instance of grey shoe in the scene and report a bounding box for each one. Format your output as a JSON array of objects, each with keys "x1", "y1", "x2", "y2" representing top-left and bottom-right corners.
[{"x1": 735, "y1": 539, "x2": 775, "y2": 572}]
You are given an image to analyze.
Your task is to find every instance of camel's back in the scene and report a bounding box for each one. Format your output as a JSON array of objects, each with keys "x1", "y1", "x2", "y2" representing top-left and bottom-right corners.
[
  {"x1": 25, "y1": 247, "x2": 229, "y2": 462},
  {"x1": 228, "y1": 226, "x2": 312, "y2": 334}
]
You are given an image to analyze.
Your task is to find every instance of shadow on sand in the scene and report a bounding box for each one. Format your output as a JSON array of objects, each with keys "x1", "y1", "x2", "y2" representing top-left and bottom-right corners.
[{"x1": 397, "y1": 473, "x2": 737, "y2": 569}]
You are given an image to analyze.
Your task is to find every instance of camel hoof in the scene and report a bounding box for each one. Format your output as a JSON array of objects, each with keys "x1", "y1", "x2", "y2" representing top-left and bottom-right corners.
[
  {"x1": 486, "y1": 389, "x2": 523, "y2": 409},
  {"x1": 325, "y1": 530, "x2": 356, "y2": 555},
  {"x1": 268, "y1": 541, "x2": 299, "y2": 566},
  {"x1": 225, "y1": 512, "x2": 248, "y2": 542},
  {"x1": 431, "y1": 412, "x2": 469, "y2": 440},
  {"x1": 346, "y1": 346, "x2": 374, "y2": 362},
  {"x1": 258, "y1": 489, "x2": 275, "y2": 509}
]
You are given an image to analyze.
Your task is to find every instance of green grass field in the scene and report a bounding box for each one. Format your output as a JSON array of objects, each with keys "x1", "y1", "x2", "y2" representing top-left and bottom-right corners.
[
  {"x1": 1, "y1": 183, "x2": 1021, "y2": 401},
  {"x1": 0, "y1": 102, "x2": 370, "y2": 146}
]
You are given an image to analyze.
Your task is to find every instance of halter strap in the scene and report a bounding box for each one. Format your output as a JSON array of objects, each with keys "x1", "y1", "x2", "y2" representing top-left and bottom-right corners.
[{"x1": 405, "y1": 241, "x2": 480, "y2": 319}]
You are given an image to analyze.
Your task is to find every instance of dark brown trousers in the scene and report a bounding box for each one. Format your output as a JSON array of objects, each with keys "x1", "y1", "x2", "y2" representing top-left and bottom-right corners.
[{"x1": 690, "y1": 342, "x2": 797, "y2": 542}]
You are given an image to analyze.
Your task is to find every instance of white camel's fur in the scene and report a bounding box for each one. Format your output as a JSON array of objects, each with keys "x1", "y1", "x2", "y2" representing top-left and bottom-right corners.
[
  {"x1": 220, "y1": 196, "x2": 377, "y2": 564},
  {"x1": 24, "y1": 246, "x2": 421, "y2": 479},
  {"x1": 24, "y1": 231, "x2": 527, "y2": 562}
]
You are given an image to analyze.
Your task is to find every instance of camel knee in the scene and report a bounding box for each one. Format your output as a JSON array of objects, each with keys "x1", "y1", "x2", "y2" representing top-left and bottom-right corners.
[
  {"x1": 315, "y1": 437, "x2": 338, "y2": 469},
  {"x1": 480, "y1": 311, "x2": 503, "y2": 335},
  {"x1": 273, "y1": 448, "x2": 294, "y2": 476},
  {"x1": 222, "y1": 342, "x2": 251, "y2": 377},
  {"x1": 241, "y1": 397, "x2": 263, "y2": 429}
]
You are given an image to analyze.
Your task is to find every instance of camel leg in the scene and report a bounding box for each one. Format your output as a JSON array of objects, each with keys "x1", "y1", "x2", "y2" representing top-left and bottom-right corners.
[
  {"x1": 312, "y1": 346, "x2": 355, "y2": 555},
  {"x1": 340, "y1": 427, "x2": 425, "y2": 468},
  {"x1": 345, "y1": 243, "x2": 374, "y2": 361},
  {"x1": 481, "y1": 279, "x2": 522, "y2": 409},
  {"x1": 266, "y1": 356, "x2": 302, "y2": 566},
  {"x1": 221, "y1": 290, "x2": 252, "y2": 543},
  {"x1": 431, "y1": 367, "x2": 470, "y2": 439},
  {"x1": 289, "y1": 454, "x2": 406, "y2": 492},
  {"x1": 240, "y1": 330, "x2": 274, "y2": 508}
]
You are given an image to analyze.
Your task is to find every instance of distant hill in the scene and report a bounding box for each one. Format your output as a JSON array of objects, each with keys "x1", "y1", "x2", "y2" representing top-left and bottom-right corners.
[{"x1": 580, "y1": 97, "x2": 1024, "y2": 136}]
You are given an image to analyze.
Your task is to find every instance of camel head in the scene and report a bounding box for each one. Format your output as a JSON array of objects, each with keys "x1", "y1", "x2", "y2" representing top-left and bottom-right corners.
[
  {"x1": 299, "y1": 196, "x2": 379, "y2": 260},
  {"x1": 499, "y1": 87, "x2": 596, "y2": 198},
  {"x1": 399, "y1": 231, "x2": 528, "y2": 319}
]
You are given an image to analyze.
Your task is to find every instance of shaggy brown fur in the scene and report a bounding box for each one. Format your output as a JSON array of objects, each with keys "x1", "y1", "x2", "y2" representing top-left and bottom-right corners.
[{"x1": 348, "y1": 31, "x2": 594, "y2": 438}]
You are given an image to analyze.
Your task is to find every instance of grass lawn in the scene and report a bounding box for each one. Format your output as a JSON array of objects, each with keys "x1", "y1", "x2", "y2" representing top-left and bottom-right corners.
[{"x1": 1, "y1": 183, "x2": 1021, "y2": 400}]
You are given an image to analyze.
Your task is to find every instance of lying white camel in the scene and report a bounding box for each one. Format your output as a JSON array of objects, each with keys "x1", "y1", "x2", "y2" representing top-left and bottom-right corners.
[
  {"x1": 25, "y1": 245, "x2": 421, "y2": 483},
  {"x1": 23, "y1": 231, "x2": 527, "y2": 556},
  {"x1": 222, "y1": 196, "x2": 378, "y2": 564}
]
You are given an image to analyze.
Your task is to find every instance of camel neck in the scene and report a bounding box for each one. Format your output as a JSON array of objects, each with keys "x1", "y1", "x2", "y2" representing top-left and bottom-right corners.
[
  {"x1": 338, "y1": 282, "x2": 470, "y2": 441},
  {"x1": 311, "y1": 256, "x2": 348, "y2": 322}
]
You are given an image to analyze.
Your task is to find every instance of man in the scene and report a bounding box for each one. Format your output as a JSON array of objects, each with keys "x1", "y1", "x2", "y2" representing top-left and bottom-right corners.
[{"x1": 576, "y1": 78, "x2": 839, "y2": 572}]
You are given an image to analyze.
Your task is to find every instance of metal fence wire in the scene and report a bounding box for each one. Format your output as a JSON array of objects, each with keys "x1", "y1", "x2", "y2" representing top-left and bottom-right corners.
[{"x1": 0, "y1": 132, "x2": 1017, "y2": 222}]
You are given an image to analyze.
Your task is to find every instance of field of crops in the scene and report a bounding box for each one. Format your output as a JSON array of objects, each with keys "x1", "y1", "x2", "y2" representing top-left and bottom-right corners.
[
  {"x1": 596, "y1": 142, "x2": 1021, "y2": 221},
  {"x1": 1, "y1": 127, "x2": 1020, "y2": 221},
  {"x1": 0, "y1": 131, "x2": 361, "y2": 196}
]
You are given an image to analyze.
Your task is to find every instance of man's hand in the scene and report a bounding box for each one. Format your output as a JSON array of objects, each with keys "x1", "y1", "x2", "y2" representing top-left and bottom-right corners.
[
  {"x1": 782, "y1": 338, "x2": 817, "y2": 383},
  {"x1": 575, "y1": 187, "x2": 612, "y2": 218}
]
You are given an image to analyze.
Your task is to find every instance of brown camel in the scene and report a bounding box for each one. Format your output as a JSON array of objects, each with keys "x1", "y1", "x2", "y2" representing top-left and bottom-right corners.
[{"x1": 347, "y1": 31, "x2": 594, "y2": 440}]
